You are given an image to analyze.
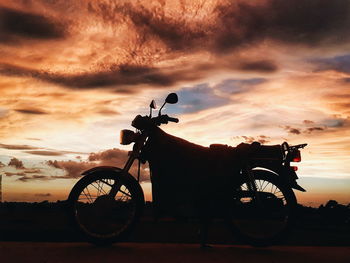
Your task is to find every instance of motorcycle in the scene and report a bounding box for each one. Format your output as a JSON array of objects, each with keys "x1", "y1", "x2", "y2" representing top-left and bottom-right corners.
[{"x1": 67, "y1": 93, "x2": 307, "y2": 246}]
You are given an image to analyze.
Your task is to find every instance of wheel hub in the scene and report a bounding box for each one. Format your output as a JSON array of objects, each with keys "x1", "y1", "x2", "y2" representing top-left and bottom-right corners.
[{"x1": 93, "y1": 195, "x2": 115, "y2": 214}]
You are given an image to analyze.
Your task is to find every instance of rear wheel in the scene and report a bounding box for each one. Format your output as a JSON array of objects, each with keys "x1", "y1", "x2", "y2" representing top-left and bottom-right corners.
[
  {"x1": 68, "y1": 171, "x2": 144, "y2": 245},
  {"x1": 229, "y1": 171, "x2": 296, "y2": 246}
]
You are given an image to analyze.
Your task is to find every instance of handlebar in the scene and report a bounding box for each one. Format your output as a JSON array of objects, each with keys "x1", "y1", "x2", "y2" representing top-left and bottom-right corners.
[
  {"x1": 167, "y1": 116, "x2": 179, "y2": 123},
  {"x1": 131, "y1": 114, "x2": 179, "y2": 130},
  {"x1": 154, "y1": 114, "x2": 179, "y2": 125}
]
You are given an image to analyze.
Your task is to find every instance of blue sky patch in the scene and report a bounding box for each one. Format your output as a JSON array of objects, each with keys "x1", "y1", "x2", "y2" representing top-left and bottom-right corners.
[
  {"x1": 311, "y1": 54, "x2": 350, "y2": 73},
  {"x1": 215, "y1": 78, "x2": 266, "y2": 94},
  {"x1": 165, "y1": 78, "x2": 266, "y2": 115},
  {"x1": 167, "y1": 83, "x2": 229, "y2": 114}
]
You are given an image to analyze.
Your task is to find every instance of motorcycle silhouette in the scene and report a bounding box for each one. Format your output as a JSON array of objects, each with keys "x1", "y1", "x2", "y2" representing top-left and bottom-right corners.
[{"x1": 68, "y1": 93, "x2": 307, "y2": 246}]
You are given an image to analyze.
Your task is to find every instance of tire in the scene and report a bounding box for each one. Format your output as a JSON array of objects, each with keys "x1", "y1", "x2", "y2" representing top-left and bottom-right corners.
[
  {"x1": 67, "y1": 170, "x2": 144, "y2": 246},
  {"x1": 229, "y1": 170, "x2": 297, "y2": 247}
]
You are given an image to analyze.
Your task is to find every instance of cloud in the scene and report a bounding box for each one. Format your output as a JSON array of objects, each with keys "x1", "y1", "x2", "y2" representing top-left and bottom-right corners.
[
  {"x1": 283, "y1": 125, "x2": 325, "y2": 135},
  {"x1": 237, "y1": 60, "x2": 278, "y2": 73},
  {"x1": 282, "y1": 118, "x2": 349, "y2": 135},
  {"x1": 46, "y1": 148, "x2": 149, "y2": 181},
  {"x1": 3, "y1": 165, "x2": 46, "y2": 181},
  {"x1": 47, "y1": 160, "x2": 95, "y2": 179},
  {"x1": 4, "y1": 167, "x2": 42, "y2": 176},
  {"x1": 305, "y1": 127, "x2": 325, "y2": 134},
  {"x1": 213, "y1": 0, "x2": 350, "y2": 52},
  {"x1": 0, "y1": 142, "x2": 85, "y2": 156},
  {"x1": 18, "y1": 174, "x2": 51, "y2": 182},
  {"x1": 88, "y1": 148, "x2": 128, "y2": 163},
  {"x1": 0, "y1": 6, "x2": 67, "y2": 43},
  {"x1": 5, "y1": 167, "x2": 44, "y2": 178},
  {"x1": 5, "y1": 171, "x2": 25, "y2": 177},
  {"x1": 24, "y1": 150, "x2": 64, "y2": 156},
  {"x1": 23, "y1": 168, "x2": 42, "y2": 174},
  {"x1": 14, "y1": 108, "x2": 48, "y2": 115},
  {"x1": 105, "y1": 0, "x2": 350, "y2": 54},
  {"x1": 8, "y1": 157, "x2": 24, "y2": 169},
  {"x1": 0, "y1": 143, "x2": 40, "y2": 150},
  {"x1": 34, "y1": 193, "x2": 51, "y2": 197},
  {"x1": 0, "y1": 60, "x2": 270, "y2": 91},
  {"x1": 0, "y1": 63, "x2": 183, "y2": 89},
  {"x1": 117, "y1": 2, "x2": 207, "y2": 52},
  {"x1": 303, "y1": 120, "x2": 315, "y2": 125},
  {"x1": 1, "y1": 0, "x2": 348, "y2": 91},
  {"x1": 283, "y1": 126, "x2": 301, "y2": 135},
  {"x1": 234, "y1": 135, "x2": 271, "y2": 144},
  {"x1": 97, "y1": 109, "x2": 119, "y2": 116}
]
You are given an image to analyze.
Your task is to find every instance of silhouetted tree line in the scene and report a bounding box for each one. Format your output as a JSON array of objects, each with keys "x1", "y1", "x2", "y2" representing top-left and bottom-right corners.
[
  {"x1": 318, "y1": 200, "x2": 350, "y2": 225},
  {"x1": 1, "y1": 200, "x2": 349, "y2": 225},
  {"x1": 294, "y1": 200, "x2": 350, "y2": 226},
  {"x1": 0, "y1": 200, "x2": 67, "y2": 212}
]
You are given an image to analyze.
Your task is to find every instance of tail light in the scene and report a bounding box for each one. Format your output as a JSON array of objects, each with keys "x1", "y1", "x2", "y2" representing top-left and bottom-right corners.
[{"x1": 291, "y1": 150, "x2": 301, "y2": 162}]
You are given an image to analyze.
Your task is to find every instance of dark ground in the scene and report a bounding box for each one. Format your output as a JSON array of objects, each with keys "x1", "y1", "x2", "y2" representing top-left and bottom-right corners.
[
  {"x1": 1, "y1": 201, "x2": 349, "y2": 246},
  {"x1": 1, "y1": 242, "x2": 350, "y2": 263}
]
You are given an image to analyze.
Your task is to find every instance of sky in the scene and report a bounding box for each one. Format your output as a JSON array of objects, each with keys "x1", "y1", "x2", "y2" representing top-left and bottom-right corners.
[{"x1": 0, "y1": 0, "x2": 349, "y2": 207}]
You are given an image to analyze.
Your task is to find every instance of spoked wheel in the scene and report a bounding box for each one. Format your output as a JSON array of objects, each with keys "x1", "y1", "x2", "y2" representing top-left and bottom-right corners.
[
  {"x1": 230, "y1": 171, "x2": 297, "y2": 246},
  {"x1": 68, "y1": 170, "x2": 144, "y2": 246}
]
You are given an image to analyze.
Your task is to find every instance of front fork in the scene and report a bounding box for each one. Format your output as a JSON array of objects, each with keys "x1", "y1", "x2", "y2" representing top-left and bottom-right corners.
[
  {"x1": 108, "y1": 136, "x2": 146, "y2": 198},
  {"x1": 108, "y1": 155, "x2": 136, "y2": 197}
]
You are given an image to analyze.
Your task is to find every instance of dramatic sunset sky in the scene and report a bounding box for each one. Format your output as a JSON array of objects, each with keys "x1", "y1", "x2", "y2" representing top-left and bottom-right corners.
[{"x1": 0, "y1": 0, "x2": 349, "y2": 206}]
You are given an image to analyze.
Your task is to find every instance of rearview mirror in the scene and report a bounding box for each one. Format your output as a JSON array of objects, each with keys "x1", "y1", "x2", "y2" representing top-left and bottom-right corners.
[
  {"x1": 150, "y1": 100, "x2": 156, "y2": 109},
  {"x1": 165, "y1": 93, "x2": 178, "y2": 104}
]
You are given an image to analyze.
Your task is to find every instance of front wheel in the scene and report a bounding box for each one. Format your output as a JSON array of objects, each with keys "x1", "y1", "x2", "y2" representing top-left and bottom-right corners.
[
  {"x1": 229, "y1": 171, "x2": 297, "y2": 246},
  {"x1": 67, "y1": 170, "x2": 144, "y2": 246}
]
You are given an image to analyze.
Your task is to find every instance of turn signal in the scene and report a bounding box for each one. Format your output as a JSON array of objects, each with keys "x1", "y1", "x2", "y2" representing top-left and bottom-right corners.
[{"x1": 291, "y1": 166, "x2": 298, "y2": 171}]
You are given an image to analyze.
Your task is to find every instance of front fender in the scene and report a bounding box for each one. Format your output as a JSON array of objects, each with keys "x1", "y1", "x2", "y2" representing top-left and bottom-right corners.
[{"x1": 82, "y1": 166, "x2": 123, "y2": 175}]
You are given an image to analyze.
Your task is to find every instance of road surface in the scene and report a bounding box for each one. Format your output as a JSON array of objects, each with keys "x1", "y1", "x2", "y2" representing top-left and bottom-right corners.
[{"x1": 1, "y1": 242, "x2": 349, "y2": 263}]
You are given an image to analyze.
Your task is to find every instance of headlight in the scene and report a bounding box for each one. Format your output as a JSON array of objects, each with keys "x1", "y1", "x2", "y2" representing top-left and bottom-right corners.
[{"x1": 120, "y1": 129, "x2": 138, "y2": 145}]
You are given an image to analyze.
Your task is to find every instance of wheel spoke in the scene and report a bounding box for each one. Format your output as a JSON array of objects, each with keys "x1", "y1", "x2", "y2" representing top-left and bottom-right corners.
[
  {"x1": 118, "y1": 188, "x2": 132, "y2": 198},
  {"x1": 85, "y1": 187, "x2": 94, "y2": 202},
  {"x1": 90, "y1": 180, "x2": 108, "y2": 196},
  {"x1": 261, "y1": 181, "x2": 269, "y2": 191},
  {"x1": 101, "y1": 179, "x2": 114, "y2": 187},
  {"x1": 82, "y1": 189, "x2": 93, "y2": 203}
]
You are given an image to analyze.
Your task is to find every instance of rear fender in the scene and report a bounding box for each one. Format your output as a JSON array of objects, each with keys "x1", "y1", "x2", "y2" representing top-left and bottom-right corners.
[
  {"x1": 285, "y1": 168, "x2": 306, "y2": 192},
  {"x1": 252, "y1": 167, "x2": 306, "y2": 192}
]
